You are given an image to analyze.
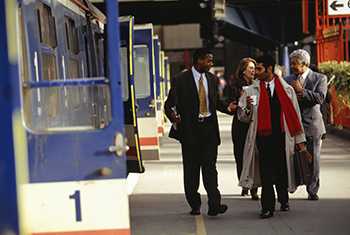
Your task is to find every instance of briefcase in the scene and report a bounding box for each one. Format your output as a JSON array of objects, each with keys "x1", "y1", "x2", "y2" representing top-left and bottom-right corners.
[
  {"x1": 294, "y1": 150, "x2": 313, "y2": 186},
  {"x1": 168, "y1": 125, "x2": 180, "y2": 141}
]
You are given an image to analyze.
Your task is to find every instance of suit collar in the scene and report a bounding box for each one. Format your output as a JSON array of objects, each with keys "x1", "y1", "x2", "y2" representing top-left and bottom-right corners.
[
  {"x1": 253, "y1": 76, "x2": 290, "y2": 90},
  {"x1": 303, "y1": 69, "x2": 315, "y2": 89}
]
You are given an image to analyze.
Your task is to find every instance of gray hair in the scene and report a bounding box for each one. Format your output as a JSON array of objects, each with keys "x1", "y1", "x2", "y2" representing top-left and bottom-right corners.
[{"x1": 289, "y1": 49, "x2": 310, "y2": 66}]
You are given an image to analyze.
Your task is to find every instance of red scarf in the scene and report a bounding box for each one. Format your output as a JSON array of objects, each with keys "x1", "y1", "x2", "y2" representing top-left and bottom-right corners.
[{"x1": 257, "y1": 76, "x2": 303, "y2": 137}]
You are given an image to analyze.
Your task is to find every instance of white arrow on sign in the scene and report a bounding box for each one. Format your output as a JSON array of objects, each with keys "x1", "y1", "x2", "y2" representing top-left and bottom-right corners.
[{"x1": 328, "y1": 0, "x2": 350, "y2": 15}]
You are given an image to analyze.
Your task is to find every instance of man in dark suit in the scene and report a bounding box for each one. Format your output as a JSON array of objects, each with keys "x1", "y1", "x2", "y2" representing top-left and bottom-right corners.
[
  {"x1": 164, "y1": 48, "x2": 233, "y2": 216},
  {"x1": 285, "y1": 49, "x2": 327, "y2": 200}
]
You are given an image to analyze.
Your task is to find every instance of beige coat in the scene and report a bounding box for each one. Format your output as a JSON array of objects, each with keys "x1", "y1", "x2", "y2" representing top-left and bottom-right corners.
[{"x1": 237, "y1": 77, "x2": 306, "y2": 193}]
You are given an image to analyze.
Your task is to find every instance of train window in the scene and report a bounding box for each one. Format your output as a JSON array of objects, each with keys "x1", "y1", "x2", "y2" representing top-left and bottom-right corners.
[
  {"x1": 23, "y1": 85, "x2": 112, "y2": 132},
  {"x1": 134, "y1": 45, "x2": 151, "y2": 99},
  {"x1": 68, "y1": 58, "x2": 80, "y2": 79},
  {"x1": 65, "y1": 17, "x2": 79, "y2": 54},
  {"x1": 120, "y1": 47, "x2": 129, "y2": 102},
  {"x1": 83, "y1": 34, "x2": 92, "y2": 77},
  {"x1": 37, "y1": 4, "x2": 57, "y2": 48},
  {"x1": 41, "y1": 53, "x2": 57, "y2": 81},
  {"x1": 95, "y1": 32, "x2": 105, "y2": 76}
]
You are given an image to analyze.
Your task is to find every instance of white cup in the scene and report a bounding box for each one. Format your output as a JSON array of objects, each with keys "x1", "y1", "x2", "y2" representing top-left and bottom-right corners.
[{"x1": 250, "y1": 95, "x2": 257, "y2": 106}]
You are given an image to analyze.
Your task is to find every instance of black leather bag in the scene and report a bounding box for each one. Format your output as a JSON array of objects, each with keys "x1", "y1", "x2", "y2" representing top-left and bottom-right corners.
[
  {"x1": 294, "y1": 150, "x2": 313, "y2": 186},
  {"x1": 168, "y1": 125, "x2": 180, "y2": 141}
]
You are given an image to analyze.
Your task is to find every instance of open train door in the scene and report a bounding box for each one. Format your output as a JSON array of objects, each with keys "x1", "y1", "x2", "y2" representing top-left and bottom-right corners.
[
  {"x1": 164, "y1": 56, "x2": 171, "y2": 97},
  {"x1": 17, "y1": 0, "x2": 131, "y2": 234},
  {"x1": 153, "y1": 36, "x2": 164, "y2": 137},
  {"x1": 134, "y1": 24, "x2": 160, "y2": 160},
  {"x1": 159, "y1": 51, "x2": 166, "y2": 124},
  {"x1": 120, "y1": 16, "x2": 144, "y2": 173},
  {"x1": 163, "y1": 56, "x2": 171, "y2": 123}
]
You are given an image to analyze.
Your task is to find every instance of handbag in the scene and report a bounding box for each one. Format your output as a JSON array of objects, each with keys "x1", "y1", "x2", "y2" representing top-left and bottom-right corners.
[{"x1": 294, "y1": 149, "x2": 313, "y2": 186}]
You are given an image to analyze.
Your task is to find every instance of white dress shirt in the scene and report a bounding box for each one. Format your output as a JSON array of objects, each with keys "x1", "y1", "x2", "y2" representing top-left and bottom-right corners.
[
  {"x1": 298, "y1": 68, "x2": 310, "y2": 87},
  {"x1": 191, "y1": 66, "x2": 211, "y2": 117},
  {"x1": 266, "y1": 78, "x2": 275, "y2": 97}
]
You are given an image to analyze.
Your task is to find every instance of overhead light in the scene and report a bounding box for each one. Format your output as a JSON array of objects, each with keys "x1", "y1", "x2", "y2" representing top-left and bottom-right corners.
[{"x1": 199, "y1": 2, "x2": 207, "y2": 8}]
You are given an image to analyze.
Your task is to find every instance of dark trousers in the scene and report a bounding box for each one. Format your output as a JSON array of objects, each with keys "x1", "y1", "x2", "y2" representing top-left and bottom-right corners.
[
  {"x1": 232, "y1": 118, "x2": 249, "y2": 180},
  {"x1": 232, "y1": 119, "x2": 257, "y2": 194},
  {"x1": 257, "y1": 133, "x2": 288, "y2": 212},
  {"x1": 181, "y1": 118, "x2": 221, "y2": 210}
]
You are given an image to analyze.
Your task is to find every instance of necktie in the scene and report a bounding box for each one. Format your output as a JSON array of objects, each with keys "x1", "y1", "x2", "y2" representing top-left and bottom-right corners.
[
  {"x1": 266, "y1": 82, "x2": 272, "y2": 98},
  {"x1": 298, "y1": 75, "x2": 304, "y2": 87},
  {"x1": 198, "y1": 75, "x2": 208, "y2": 115}
]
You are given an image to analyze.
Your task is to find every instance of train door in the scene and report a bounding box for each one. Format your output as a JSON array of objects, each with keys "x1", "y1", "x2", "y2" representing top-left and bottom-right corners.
[
  {"x1": 0, "y1": 1, "x2": 24, "y2": 234},
  {"x1": 18, "y1": 1, "x2": 131, "y2": 234},
  {"x1": 159, "y1": 51, "x2": 167, "y2": 124},
  {"x1": 164, "y1": 56, "x2": 170, "y2": 96},
  {"x1": 134, "y1": 24, "x2": 160, "y2": 160},
  {"x1": 153, "y1": 36, "x2": 164, "y2": 136},
  {"x1": 120, "y1": 16, "x2": 144, "y2": 173}
]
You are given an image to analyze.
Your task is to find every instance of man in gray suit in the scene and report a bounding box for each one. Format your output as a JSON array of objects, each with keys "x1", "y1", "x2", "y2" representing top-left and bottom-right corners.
[{"x1": 285, "y1": 49, "x2": 327, "y2": 200}]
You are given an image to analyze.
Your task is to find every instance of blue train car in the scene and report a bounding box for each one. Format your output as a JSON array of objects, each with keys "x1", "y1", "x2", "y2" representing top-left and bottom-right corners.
[{"x1": 14, "y1": 0, "x2": 132, "y2": 233}]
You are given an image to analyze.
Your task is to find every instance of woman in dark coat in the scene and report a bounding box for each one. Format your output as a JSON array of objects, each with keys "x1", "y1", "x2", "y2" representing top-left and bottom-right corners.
[{"x1": 225, "y1": 57, "x2": 259, "y2": 200}]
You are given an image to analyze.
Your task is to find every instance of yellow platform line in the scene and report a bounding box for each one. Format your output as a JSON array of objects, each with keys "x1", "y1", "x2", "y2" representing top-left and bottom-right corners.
[{"x1": 195, "y1": 215, "x2": 207, "y2": 235}]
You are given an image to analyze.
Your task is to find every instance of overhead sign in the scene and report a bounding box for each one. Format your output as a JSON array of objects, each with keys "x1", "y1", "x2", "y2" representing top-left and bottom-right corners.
[{"x1": 328, "y1": 0, "x2": 350, "y2": 15}]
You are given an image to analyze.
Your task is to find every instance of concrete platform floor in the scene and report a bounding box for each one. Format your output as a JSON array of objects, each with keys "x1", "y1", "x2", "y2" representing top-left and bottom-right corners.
[{"x1": 129, "y1": 113, "x2": 350, "y2": 235}]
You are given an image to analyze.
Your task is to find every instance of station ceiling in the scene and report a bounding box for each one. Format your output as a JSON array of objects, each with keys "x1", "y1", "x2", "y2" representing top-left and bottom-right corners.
[{"x1": 93, "y1": 0, "x2": 311, "y2": 50}]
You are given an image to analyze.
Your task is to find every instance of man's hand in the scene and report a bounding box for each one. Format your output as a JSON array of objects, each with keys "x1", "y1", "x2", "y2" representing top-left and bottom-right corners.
[
  {"x1": 227, "y1": 101, "x2": 238, "y2": 113},
  {"x1": 296, "y1": 92, "x2": 304, "y2": 101},
  {"x1": 295, "y1": 142, "x2": 306, "y2": 152},
  {"x1": 291, "y1": 80, "x2": 304, "y2": 93},
  {"x1": 170, "y1": 112, "x2": 181, "y2": 124},
  {"x1": 246, "y1": 96, "x2": 254, "y2": 110}
]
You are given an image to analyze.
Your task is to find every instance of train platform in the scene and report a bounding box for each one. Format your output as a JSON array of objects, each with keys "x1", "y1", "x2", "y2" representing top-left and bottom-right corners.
[{"x1": 129, "y1": 113, "x2": 350, "y2": 235}]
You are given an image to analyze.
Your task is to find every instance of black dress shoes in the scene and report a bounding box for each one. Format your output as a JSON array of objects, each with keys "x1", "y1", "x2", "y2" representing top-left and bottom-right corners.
[
  {"x1": 207, "y1": 204, "x2": 228, "y2": 216},
  {"x1": 260, "y1": 210, "x2": 274, "y2": 219},
  {"x1": 308, "y1": 194, "x2": 319, "y2": 200},
  {"x1": 241, "y1": 188, "x2": 249, "y2": 196},
  {"x1": 190, "y1": 208, "x2": 201, "y2": 215},
  {"x1": 280, "y1": 203, "x2": 290, "y2": 211},
  {"x1": 251, "y1": 193, "x2": 259, "y2": 201}
]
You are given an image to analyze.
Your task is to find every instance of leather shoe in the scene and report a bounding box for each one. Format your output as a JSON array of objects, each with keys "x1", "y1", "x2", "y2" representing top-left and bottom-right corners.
[
  {"x1": 260, "y1": 210, "x2": 274, "y2": 219},
  {"x1": 190, "y1": 208, "x2": 201, "y2": 215},
  {"x1": 208, "y1": 204, "x2": 228, "y2": 216},
  {"x1": 251, "y1": 193, "x2": 259, "y2": 200},
  {"x1": 241, "y1": 188, "x2": 249, "y2": 196},
  {"x1": 280, "y1": 203, "x2": 290, "y2": 211},
  {"x1": 308, "y1": 194, "x2": 319, "y2": 201}
]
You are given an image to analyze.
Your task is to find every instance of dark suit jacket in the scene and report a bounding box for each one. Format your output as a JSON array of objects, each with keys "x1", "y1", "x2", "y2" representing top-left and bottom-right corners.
[
  {"x1": 164, "y1": 69, "x2": 230, "y2": 145},
  {"x1": 285, "y1": 70, "x2": 327, "y2": 137}
]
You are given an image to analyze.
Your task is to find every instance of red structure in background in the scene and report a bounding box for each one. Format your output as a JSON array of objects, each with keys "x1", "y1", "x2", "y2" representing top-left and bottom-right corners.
[
  {"x1": 314, "y1": 0, "x2": 350, "y2": 128},
  {"x1": 315, "y1": 0, "x2": 350, "y2": 62}
]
